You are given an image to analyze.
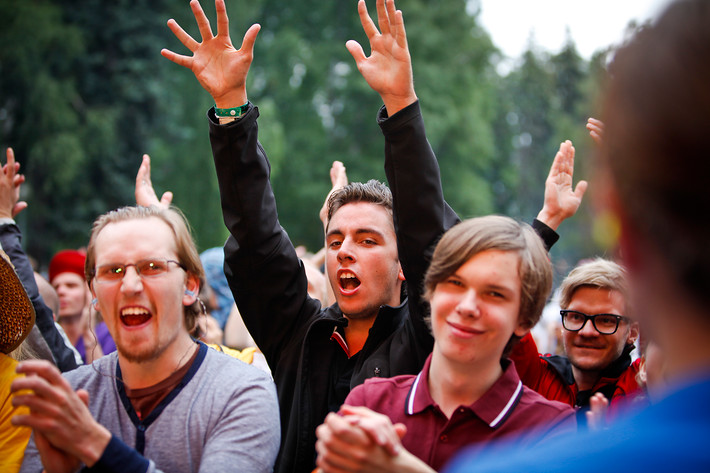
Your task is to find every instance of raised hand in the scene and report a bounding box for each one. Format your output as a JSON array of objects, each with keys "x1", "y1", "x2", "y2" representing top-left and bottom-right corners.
[
  {"x1": 536, "y1": 140, "x2": 588, "y2": 231},
  {"x1": 1, "y1": 148, "x2": 28, "y2": 219},
  {"x1": 320, "y1": 161, "x2": 349, "y2": 228},
  {"x1": 346, "y1": 0, "x2": 417, "y2": 115},
  {"x1": 586, "y1": 118, "x2": 604, "y2": 146},
  {"x1": 135, "y1": 154, "x2": 173, "y2": 209},
  {"x1": 161, "y1": 0, "x2": 260, "y2": 108}
]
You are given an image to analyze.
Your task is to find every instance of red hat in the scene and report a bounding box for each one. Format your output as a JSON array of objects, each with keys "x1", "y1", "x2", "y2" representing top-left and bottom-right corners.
[{"x1": 49, "y1": 249, "x2": 86, "y2": 283}]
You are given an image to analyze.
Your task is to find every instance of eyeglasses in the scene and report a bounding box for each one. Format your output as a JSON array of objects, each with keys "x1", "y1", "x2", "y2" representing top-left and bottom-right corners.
[
  {"x1": 93, "y1": 259, "x2": 185, "y2": 284},
  {"x1": 560, "y1": 310, "x2": 628, "y2": 335}
]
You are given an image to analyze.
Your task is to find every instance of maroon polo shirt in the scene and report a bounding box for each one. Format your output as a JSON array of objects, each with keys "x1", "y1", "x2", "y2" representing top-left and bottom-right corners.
[{"x1": 344, "y1": 354, "x2": 575, "y2": 471}]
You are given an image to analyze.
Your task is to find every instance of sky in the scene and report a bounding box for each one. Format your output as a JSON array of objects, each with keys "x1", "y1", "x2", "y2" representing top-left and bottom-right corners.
[{"x1": 475, "y1": 0, "x2": 670, "y2": 62}]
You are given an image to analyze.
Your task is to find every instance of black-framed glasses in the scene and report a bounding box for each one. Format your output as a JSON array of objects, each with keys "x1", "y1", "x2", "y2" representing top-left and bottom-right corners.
[
  {"x1": 560, "y1": 310, "x2": 628, "y2": 335},
  {"x1": 93, "y1": 259, "x2": 185, "y2": 284}
]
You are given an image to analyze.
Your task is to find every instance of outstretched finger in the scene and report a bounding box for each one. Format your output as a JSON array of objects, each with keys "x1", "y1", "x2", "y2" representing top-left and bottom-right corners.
[
  {"x1": 215, "y1": 0, "x2": 230, "y2": 38},
  {"x1": 166, "y1": 18, "x2": 200, "y2": 53},
  {"x1": 357, "y1": 0, "x2": 380, "y2": 40},
  {"x1": 161, "y1": 48, "x2": 194, "y2": 69},
  {"x1": 392, "y1": 7, "x2": 408, "y2": 50},
  {"x1": 239, "y1": 24, "x2": 261, "y2": 55},
  {"x1": 4, "y1": 147, "x2": 16, "y2": 177},
  {"x1": 190, "y1": 0, "x2": 215, "y2": 41},
  {"x1": 376, "y1": 0, "x2": 391, "y2": 36}
]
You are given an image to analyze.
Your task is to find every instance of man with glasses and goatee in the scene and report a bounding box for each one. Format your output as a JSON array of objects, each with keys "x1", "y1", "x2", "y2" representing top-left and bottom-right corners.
[{"x1": 510, "y1": 258, "x2": 641, "y2": 426}]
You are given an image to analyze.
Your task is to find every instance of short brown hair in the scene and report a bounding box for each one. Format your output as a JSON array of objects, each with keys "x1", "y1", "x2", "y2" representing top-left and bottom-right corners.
[
  {"x1": 326, "y1": 180, "x2": 393, "y2": 232},
  {"x1": 424, "y1": 216, "x2": 552, "y2": 355},
  {"x1": 559, "y1": 258, "x2": 628, "y2": 312},
  {"x1": 85, "y1": 206, "x2": 205, "y2": 333}
]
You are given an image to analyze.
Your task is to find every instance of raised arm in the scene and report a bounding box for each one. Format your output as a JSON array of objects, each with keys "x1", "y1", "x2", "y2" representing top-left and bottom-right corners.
[
  {"x1": 350, "y1": 0, "x2": 456, "y2": 348},
  {"x1": 1, "y1": 148, "x2": 78, "y2": 372},
  {"x1": 162, "y1": 0, "x2": 317, "y2": 364}
]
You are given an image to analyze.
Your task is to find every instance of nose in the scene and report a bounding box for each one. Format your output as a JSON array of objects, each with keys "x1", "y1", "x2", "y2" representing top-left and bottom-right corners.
[
  {"x1": 577, "y1": 317, "x2": 599, "y2": 337},
  {"x1": 120, "y1": 265, "x2": 144, "y2": 294},
  {"x1": 337, "y1": 238, "x2": 356, "y2": 263},
  {"x1": 455, "y1": 289, "x2": 480, "y2": 318}
]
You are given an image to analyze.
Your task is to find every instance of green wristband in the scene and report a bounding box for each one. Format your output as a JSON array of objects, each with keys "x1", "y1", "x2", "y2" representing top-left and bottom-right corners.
[{"x1": 215, "y1": 102, "x2": 249, "y2": 118}]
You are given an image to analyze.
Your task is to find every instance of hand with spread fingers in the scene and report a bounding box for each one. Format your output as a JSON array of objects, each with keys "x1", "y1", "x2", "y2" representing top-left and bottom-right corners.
[
  {"x1": 536, "y1": 140, "x2": 588, "y2": 231},
  {"x1": 346, "y1": 0, "x2": 417, "y2": 116},
  {"x1": 135, "y1": 154, "x2": 173, "y2": 209},
  {"x1": 161, "y1": 0, "x2": 261, "y2": 108},
  {"x1": 10, "y1": 360, "x2": 111, "y2": 473},
  {"x1": 586, "y1": 118, "x2": 605, "y2": 146}
]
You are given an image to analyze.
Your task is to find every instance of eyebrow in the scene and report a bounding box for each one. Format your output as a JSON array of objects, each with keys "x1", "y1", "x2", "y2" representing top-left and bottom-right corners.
[{"x1": 325, "y1": 228, "x2": 387, "y2": 240}]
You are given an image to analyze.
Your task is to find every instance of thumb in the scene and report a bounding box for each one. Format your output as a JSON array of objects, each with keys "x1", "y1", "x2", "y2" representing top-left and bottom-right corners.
[
  {"x1": 574, "y1": 180, "x2": 588, "y2": 199},
  {"x1": 346, "y1": 40, "x2": 367, "y2": 64}
]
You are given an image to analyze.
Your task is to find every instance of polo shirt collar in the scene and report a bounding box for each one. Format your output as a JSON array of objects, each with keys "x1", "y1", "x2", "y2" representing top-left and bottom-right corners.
[{"x1": 405, "y1": 355, "x2": 524, "y2": 429}]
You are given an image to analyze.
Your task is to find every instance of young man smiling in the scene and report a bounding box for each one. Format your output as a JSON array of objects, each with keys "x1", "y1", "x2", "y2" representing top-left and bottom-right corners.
[
  {"x1": 510, "y1": 259, "x2": 641, "y2": 422},
  {"x1": 12, "y1": 206, "x2": 279, "y2": 473}
]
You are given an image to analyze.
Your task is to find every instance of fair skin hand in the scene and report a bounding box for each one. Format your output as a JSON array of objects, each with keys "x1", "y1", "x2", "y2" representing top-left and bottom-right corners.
[
  {"x1": 536, "y1": 140, "x2": 588, "y2": 231},
  {"x1": 135, "y1": 154, "x2": 173, "y2": 209},
  {"x1": 586, "y1": 118, "x2": 604, "y2": 146},
  {"x1": 1, "y1": 148, "x2": 28, "y2": 219},
  {"x1": 346, "y1": 0, "x2": 418, "y2": 116},
  {"x1": 10, "y1": 360, "x2": 112, "y2": 473},
  {"x1": 319, "y1": 161, "x2": 349, "y2": 229},
  {"x1": 585, "y1": 392, "x2": 609, "y2": 431},
  {"x1": 161, "y1": 0, "x2": 260, "y2": 108},
  {"x1": 315, "y1": 406, "x2": 434, "y2": 473}
]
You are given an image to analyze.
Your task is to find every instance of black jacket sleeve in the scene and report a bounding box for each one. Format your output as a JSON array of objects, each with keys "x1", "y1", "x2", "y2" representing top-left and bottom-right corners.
[
  {"x1": 207, "y1": 105, "x2": 321, "y2": 366},
  {"x1": 0, "y1": 223, "x2": 78, "y2": 371}
]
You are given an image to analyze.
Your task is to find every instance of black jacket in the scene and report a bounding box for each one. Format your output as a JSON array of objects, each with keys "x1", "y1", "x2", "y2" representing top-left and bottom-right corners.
[
  {"x1": 208, "y1": 104, "x2": 434, "y2": 473},
  {"x1": 0, "y1": 222, "x2": 78, "y2": 372}
]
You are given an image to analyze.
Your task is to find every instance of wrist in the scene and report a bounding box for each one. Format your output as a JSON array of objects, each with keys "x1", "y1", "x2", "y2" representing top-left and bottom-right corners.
[
  {"x1": 382, "y1": 92, "x2": 418, "y2": 117},
  {"x1": 212, "y1": 89, "x2": 248, "y2": 110},
  {"x1": 80, "y1": 424, "x2": 112, "y2": 467},
  {"x1": 536, "y1": 208, "x2": 562, "y2": 231}
]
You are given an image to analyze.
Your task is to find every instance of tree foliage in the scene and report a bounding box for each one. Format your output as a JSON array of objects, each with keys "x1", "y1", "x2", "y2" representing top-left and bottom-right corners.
[{"x1": 1, "y1": 0, "x2": 611, "y2": 277}]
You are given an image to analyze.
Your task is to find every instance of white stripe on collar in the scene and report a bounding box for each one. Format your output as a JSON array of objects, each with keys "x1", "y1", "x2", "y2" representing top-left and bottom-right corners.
[
  {"x1": 407, "y1": 372, "x2": 424, "y2": 415},
  {"x1": 489, "y1": 380, "x2": 523, "y2": 428}
]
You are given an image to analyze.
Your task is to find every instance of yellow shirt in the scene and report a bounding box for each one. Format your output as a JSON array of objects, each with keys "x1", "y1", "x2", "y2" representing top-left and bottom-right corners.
[{"x1": 0, "y1": 353, "x2": 31, "y2": 473}]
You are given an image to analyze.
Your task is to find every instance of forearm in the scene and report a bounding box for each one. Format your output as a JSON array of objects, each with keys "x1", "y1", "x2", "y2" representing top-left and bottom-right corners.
[{"x1": 207, "y1": 105, "x2": 312, "y2": 360}]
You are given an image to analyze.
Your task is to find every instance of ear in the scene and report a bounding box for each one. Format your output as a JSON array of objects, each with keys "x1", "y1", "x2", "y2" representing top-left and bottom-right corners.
[
  {"x1": 182, "y1": 273, "x2": 200, "y2": 306},
  {"x1": 627, "y1": 321, "x2": 640, "y2": 346},
  {"x1": 397, "y1": 262, "x2": 405, "y2": 282},
  {"x1": 514, "y1": 320, "x2": 531, "y2": 338}
]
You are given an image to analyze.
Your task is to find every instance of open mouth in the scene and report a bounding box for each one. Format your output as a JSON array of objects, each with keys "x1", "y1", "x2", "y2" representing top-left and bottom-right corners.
[
  {"x1": 339, "y1": 271, "x2": 361, "y2": 291},
  {"x1": 120, "y1": 307, "x2": 152, "y2": 327}
]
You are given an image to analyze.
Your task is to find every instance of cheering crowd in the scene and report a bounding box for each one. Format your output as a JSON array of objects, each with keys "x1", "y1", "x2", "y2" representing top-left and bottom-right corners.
[{"x1": 2, "y1": 0, "x2": 709, "y2": 472}]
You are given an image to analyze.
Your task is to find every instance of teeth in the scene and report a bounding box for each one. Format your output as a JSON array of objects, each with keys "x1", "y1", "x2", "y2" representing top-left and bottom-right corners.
[
  {"x1": 340, "y1": 272, "x2": 356, "y2": 279},
  {"x1": 121, "y1": 307, "x2": 149, "y2": 316}
]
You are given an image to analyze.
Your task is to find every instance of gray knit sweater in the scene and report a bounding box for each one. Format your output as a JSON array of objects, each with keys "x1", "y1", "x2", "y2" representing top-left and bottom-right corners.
[{"x1": 21, "y1": 343, "x2": 280, "y2": 473}]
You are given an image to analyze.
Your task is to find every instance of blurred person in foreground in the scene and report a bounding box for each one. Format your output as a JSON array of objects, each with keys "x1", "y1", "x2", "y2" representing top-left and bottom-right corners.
[{"x1": 446, "y1": 0, "x2": 710, "y2": 471}]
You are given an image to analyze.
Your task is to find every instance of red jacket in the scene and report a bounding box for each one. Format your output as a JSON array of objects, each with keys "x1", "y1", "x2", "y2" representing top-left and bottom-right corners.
[{"x1": 510, "y1": 333, "x2": 642, "y2": 418}]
